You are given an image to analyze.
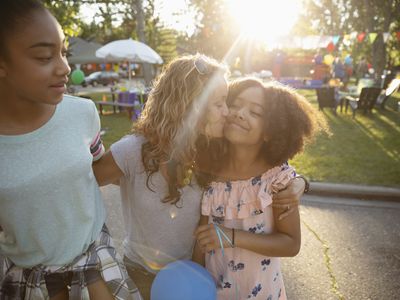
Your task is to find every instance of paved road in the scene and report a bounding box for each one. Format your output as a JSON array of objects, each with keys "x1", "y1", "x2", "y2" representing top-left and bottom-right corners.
[
  {"x1": 101, "y1": 186, "x2": 400, "y2": 300},
  {"x1": 282, "y1": 196, "x2": 400, "y2": 300}
]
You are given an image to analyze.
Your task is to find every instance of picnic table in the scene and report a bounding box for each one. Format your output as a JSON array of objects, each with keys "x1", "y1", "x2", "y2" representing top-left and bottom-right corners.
[{"x1": 96, "y1": 88, "x2": 148, "y2": 120}]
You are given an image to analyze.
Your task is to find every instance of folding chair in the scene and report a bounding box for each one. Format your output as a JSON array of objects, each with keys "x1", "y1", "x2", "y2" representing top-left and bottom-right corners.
[
  {"x1": 316, "y1": 87, "x2": 343, "y2": 114},
  {"x1": 376, "y1": 78, "x2": 400, "y2": 109},
  {"x1": 344, "y1": 87, "x2": 381, "y2": 118}
]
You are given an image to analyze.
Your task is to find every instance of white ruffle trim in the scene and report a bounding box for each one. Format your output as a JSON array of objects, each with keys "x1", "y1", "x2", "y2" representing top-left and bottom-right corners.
[{"x1": 201, "y1": 164, "x2": 295, "y2": 219}]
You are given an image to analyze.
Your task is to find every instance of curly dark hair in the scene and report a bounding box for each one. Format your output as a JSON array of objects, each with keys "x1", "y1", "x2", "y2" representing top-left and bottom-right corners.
[{"x1": 225, "y1": 77, "x2": 329, "y2": 167}]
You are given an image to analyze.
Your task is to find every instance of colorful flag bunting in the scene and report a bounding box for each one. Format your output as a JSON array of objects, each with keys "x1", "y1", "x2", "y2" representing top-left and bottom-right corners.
[
  {"x1": 258, "y1": 31, "x2": 399, "y2": 49},
  {"x1": 327, "y1": 41, "x2": 335, "y2": 52},
  {"x1": 357, "y1": 32, "x2": 366, "y2": 42},
  {"x1": 369, "y1": 33, "x2": 377, "y2": 44},
  {"x1": 343, "y1": 34, "x2": 351, "y2": 46},
  {"x1": 383, "y1": 32, "x2": 390, "y2": 43},
  {"x1": 332, "y1": 35, "x2": 340, "y2": 45}
]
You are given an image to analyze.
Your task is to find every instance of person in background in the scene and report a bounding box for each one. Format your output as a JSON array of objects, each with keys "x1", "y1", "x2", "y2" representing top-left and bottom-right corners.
[
  {"x1": 343, "y1": 54, "x2": 353, "y2": 89},
  {"x1": 356, "y1": 56, "x2": 369, "y2": 84},
  {"x1": 332, "y1": 56, "x2": 345, "y2": 84},
  {"x1": 312, "y1": 52, "x2": 331, "y2": 83}
]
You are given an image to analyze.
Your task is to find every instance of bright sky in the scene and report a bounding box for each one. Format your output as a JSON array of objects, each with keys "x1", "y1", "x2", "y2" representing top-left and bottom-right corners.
[
  {"x1": 80, "y1": 0, "x2": 303, "y2": 42},
  {"x1": 227, "y1": 0, "x2": 302, "y2": 44},
  {"x1": 79, "y1": 0, "x2": 197, "y2": 35},
  {"x1": 154, "y1": 0, "x2": 197, "y2": 35}
]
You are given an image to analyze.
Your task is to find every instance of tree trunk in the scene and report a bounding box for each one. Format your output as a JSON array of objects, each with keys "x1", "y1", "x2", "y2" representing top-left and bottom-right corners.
[
  {"x1": 134, "y1": 0, "x2": 145, "y2": 42},
  {"x1": 371, "y1": 0, "x2": 392, "y2": 78},
  {"x1": 372, "y1": 35, "x2": 386, "y2": 77},
  {"x1": 132, "y1": 0, "x2": 153, "y2": 86}
]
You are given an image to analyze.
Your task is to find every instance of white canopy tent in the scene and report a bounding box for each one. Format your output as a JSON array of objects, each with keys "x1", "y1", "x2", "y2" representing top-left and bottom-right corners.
[{"x1": 95, "y1": 38, "x2": 163, "y2": 83}]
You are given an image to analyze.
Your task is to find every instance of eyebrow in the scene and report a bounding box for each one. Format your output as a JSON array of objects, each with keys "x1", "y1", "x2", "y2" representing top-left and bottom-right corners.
[
  {"x1": 29, "y1": 38, "x2": 66, "y2": 49},
  {"x1": 235, "y1": 96, "x2": 265, "y2": 109},
  {"x1": 29, "y1": 42, "x2": 56, "y2": 49}
]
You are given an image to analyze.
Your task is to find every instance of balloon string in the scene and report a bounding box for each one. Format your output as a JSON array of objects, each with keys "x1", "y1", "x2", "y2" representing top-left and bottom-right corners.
[
  {"x1": 214, "y1": 224, "x2": 234, "y2": 249},
  {"x1": 214, "y1": 224, "x2": 239, "y2": 300},
  {"x1": 215, "y1": 225, "x2": 225, "y2": 257}
]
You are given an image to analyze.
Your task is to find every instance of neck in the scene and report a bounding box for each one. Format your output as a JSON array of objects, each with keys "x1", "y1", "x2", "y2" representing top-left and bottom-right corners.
[
  {"x1": 0, "y1": 88, "x2": 55, "y2": 135},
  {"x1": 224, "y1": 142, "x2": 268, "y2": 178}
]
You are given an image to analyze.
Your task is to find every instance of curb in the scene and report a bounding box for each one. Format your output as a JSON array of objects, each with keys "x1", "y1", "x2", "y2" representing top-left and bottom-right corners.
[{"x1": 308, "y1": 182, "x2": 400, "y2": 202}]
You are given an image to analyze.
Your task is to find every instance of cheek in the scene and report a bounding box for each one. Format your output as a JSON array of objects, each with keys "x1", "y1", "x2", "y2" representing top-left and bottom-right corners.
[
  {"x1": 207, "y1": 107, "x2": 221, "y2": 122},
  {"x1": 9, "y1": 60, "x2": 43, "y2": 79},
  {"x1": 216, "y1": 109, "x2": 225, "y2": 121},
  {"x1": 254, "y1": 120, "x2": 266, "y2": 137}
]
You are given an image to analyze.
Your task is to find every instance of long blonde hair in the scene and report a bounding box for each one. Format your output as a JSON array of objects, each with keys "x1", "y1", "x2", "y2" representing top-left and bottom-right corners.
[{"x1": 133, "y1": 54, "x2": 227, "y2": 204}]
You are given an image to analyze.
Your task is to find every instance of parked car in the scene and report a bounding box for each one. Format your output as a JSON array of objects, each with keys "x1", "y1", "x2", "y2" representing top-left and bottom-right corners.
[{"x1": 82, "y1": 71, "x2": 119, "y2": 87}]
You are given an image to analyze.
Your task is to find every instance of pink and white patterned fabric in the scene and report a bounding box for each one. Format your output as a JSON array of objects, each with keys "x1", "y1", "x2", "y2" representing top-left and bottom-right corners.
[{"x1": 202, "y1": 164, "x2": 296, "y2": 300}]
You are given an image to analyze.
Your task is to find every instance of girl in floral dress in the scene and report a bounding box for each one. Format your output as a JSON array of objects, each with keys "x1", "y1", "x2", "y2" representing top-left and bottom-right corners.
[{"x1": 194, "y1": 78, "x2": 328, "y2": 299}]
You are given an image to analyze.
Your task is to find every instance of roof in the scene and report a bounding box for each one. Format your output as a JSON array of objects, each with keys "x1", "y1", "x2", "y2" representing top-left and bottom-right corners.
[{"x1": 67, "y1": 37, "x2": 105, "y2": 64}]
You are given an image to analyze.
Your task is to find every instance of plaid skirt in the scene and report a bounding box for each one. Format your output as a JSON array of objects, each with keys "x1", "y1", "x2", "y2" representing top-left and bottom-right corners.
[{"x1": 0, "y1": 225, "x2": 142, "y2": 300}]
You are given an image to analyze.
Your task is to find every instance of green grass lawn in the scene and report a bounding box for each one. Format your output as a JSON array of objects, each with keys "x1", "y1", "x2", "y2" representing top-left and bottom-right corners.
[
  {"x1": 93, "y1": 90, "x2": 400, "y2": 187},
  {"x1": 291, "y1": 89, "x2": 400, "y2": 187}
]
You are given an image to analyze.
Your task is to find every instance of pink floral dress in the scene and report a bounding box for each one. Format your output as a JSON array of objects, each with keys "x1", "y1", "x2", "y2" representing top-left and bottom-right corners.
[{"x1": 202, "y1": 164, "x2": 296, "y2": 300}]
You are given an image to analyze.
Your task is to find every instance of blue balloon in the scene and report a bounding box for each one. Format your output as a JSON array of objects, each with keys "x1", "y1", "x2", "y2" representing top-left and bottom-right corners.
[
  {"x1": 344, "y1": 55, "x2": 353, "y2": 65},
  {"x1": 151, "y1": 260, "x2": 217, "y2": 300}
]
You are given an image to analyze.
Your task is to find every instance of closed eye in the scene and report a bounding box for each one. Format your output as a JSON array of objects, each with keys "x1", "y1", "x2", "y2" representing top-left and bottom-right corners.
[{"x1": 37, "y1": 57, "x2": 52, "y2": 62}]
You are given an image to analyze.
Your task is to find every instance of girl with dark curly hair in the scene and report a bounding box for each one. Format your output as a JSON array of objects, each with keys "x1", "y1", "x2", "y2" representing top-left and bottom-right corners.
[{"x1": 194, "y1": 77, "x2": 329, "y2": 300}]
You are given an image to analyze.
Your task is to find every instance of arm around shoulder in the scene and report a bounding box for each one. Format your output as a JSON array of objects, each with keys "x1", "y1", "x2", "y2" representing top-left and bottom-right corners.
[
  {"x1": 93, "y1": 150, "x2": 124, "y2": 186},
  {"x1": 272, "y1": 204, "x2": 301, "y2": 256},
  {"x1": 272, "y1": 176, "x2": 307, "y2": 204}
]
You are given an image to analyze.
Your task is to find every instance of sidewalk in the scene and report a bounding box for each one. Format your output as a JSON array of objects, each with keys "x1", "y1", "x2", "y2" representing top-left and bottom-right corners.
[{"x1": 309, "y1": 181, "x2": 400, "y2": 202}]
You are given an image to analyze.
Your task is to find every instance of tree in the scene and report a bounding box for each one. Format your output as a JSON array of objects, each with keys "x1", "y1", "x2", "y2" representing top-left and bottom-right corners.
[
  {"x1": 187, "y1": 0, "x2": 238, "y2": 59},
  {"x1": 132, "y1": 0, "x2": 154, "y2": 84},
  {"x1": 77, "y1": 0, "x2": 136, "y2": 43},
  {"x1": 47, "y1": 0, "x2": 179, "y2": 69},
  {"x1": 156, "y1": 29, "x2": 178, "y2": 63},
  {"x1": 300, "y1": 0, "x2": 400, "y2": 75},
  {"x1": 186, "y1": 0, "x2": 271, "y2": 72},
  {"x1": 43, "y1": 0, "x2": 82, "y2": 37},
  {"x1": 142, "y1": 0, "x2": 178, "y2": 63}
]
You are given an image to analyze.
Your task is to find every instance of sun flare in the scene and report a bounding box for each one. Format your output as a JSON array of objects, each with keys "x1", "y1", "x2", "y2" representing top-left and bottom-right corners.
[{"x1": 227, "y1": 0, "x2": 302, "y2": 45}]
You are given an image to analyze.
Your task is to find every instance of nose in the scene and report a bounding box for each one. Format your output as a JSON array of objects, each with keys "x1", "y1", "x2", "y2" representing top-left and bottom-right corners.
[
  {"x1": 56, "y1": 56, "x2": 71, "y2": 77},
  {"x1": 222, "y1": 102, "x2": 229, "y2": 117},
  {"x1": 234, "y1": 107, "x2": 245, "y2": 120}
]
